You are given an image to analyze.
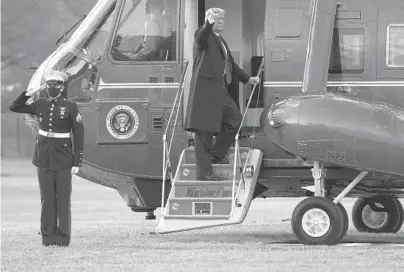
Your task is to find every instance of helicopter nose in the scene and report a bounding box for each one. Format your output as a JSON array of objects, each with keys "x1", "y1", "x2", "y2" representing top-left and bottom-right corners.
[
  {"x1": 268, "y1": 105, "x2": 284, "y2": 129},
  {"x1": 261, "y1": 96, "x2": 300, "y2": 152},
  {"x1": 266, "y1": 97, "x2": 299, "y2": 129}
]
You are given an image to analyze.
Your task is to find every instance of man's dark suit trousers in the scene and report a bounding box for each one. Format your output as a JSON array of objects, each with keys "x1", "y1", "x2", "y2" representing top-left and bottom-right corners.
[{"x1": 194, "y1": 92, "x2": 242, "y2": 178}]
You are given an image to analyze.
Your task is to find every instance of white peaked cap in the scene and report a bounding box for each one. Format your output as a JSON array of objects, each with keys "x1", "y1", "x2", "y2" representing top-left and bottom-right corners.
[{"x1": 44, "y1": 70, "x2": 69, "y2": 83}]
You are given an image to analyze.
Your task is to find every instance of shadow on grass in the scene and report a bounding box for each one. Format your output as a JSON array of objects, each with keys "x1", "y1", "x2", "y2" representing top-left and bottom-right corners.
[{"x1": 144, "y1": 228, "x2": 404, "y2": 247}]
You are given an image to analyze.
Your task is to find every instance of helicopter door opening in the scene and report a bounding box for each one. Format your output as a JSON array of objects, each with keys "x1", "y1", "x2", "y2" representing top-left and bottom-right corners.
[{"x1": 198, "y1": 0, "x2": 265, "y2": 132}]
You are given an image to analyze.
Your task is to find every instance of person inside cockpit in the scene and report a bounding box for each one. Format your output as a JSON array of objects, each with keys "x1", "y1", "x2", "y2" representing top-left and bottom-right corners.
[
  {"x1": 115, "y1": 0, "x2": 176, "y2": 61},
  {"x1": 141, "y1": 0, "x2": 174, "y2": 60},
  {"x1": 162, "y1": 0, "x2": 176, "y2": 34},
  {"x1": 145, "y1": 0, "x2": 171, "y2": 38}
]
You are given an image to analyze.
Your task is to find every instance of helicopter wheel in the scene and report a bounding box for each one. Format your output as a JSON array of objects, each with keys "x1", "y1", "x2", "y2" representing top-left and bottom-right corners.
[
  {"x1": 392, "y1": 198, "x2": 404, "y2": 232},
  {"x1": 336, "y1": 202, "x2": 349, "y2": 242},
  {"x1": 352, "y1": 197, "x2": 404, "y2": 233},
  {"x1": 291, "y1": 197, "x2": 346, "y2": 245}
]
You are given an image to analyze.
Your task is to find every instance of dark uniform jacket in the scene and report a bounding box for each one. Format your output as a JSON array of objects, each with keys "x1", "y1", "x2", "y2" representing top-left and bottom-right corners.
[
  {"x1": 184, "y1": 20, "x2": 250, "y2": 133},
  {"x1": 9, "y1": 91, "x2": 84, "y2": 170}
]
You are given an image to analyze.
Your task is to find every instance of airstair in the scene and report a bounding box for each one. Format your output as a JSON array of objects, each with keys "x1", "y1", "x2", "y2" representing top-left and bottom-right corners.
[
  {"x1": 157, "y1": 59, "x2": 264, "y2": 234},
  {"x1": 156, "y1": 147, "x2": 263, "y2": 233}
]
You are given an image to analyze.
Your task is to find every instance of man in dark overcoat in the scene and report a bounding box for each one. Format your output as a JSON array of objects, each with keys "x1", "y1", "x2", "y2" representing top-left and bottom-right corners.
[
  {"x1": 184, "y1": 7, "x2": 260, "y2": 180},
  {"x1": 9, "y1": 70, "x2": 84, "y2": 246}
]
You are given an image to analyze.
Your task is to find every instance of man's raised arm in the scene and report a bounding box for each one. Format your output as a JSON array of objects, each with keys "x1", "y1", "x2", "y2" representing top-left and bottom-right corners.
[
  {"x1": 9, "y1": 91, "x2": 38, "y2": 114},
  {"x1": 194, "y1": 20, "x2": 214, "y2": 49},
  {"x1": 194, "y1": 14, "x2": 215, "y2": 49}
]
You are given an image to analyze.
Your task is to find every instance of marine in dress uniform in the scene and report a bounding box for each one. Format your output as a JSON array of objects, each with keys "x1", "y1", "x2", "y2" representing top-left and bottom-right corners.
[{"x1": 9, "y1": 70, "x2": 85, "y2": 246}]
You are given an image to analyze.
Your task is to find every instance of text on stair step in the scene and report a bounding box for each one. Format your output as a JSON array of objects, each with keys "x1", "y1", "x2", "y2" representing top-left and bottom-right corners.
[{"x1": 186, "y1": 187, "x2": 232, "y2": 198}]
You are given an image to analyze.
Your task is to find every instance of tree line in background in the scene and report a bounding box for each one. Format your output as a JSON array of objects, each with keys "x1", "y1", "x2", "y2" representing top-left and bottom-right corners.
[{"x1": 1, "y1": 0, "x2": 97, "y2": 157}]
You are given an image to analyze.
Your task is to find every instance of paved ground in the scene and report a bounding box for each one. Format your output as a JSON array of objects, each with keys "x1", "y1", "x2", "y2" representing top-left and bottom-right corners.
[{"x1": 1, "y1": 159, "x2": 404, "y2": 271}]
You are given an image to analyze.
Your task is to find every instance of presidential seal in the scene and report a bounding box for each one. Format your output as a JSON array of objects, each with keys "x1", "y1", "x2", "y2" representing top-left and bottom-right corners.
[{"x1": 106, "y1": 105, "x2": 139, "y2": 140}]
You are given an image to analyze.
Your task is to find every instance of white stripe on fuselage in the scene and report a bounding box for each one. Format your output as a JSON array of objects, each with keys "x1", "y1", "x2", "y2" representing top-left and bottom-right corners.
[
  {"x1": 98, "y1": 80, "x2": 404, "y2": 89},
  {"x1": 263, "y1": 81, "x2": 404, "y2": 87}
]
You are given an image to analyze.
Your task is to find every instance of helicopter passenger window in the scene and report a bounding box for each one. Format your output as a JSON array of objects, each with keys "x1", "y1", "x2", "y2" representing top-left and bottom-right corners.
[
  {"x1": 329, "y1": 28, "x2": 365, "y2": 74},
  {"x1": 110, "y1": 0, "x2": 178, "y2": 62},
  {"x1": 386, "y1": 24, "x2": 404, "y2": 67}
]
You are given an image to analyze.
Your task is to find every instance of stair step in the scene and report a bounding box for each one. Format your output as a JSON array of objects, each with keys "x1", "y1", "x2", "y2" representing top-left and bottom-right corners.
[
  {"x1": 167, "y1": 198, "x2": 232, "y2": 216},
  {"x1": 174, "y1": 180, "x2": 238, "y2": 198},
  {"x1": 183, "y1": 147, "x2": 251, "y2": 164},
  {"x1": 177, "y1": 164, "x2": 244, "y2": 181}
]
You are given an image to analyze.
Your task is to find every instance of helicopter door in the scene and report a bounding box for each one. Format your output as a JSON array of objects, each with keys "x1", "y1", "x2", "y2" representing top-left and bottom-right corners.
[
  {"x1": 377, "y1": 8, "x2": 404, "y2": 79},
  {"x1": 264, "y1": 0, "x2": 310, "y2": 113},
  {"x1": 95, "y1": 0, "x2": 184, "y2": 146}
]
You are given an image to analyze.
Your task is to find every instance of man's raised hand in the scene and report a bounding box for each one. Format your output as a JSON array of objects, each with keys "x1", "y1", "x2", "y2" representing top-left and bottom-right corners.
[{"x1": 207, "y1": 8, "x2": 221, "y2": 23}]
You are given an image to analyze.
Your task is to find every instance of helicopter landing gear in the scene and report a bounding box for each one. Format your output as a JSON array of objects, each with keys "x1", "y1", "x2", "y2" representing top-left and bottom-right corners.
[
  {"x1": 352, "y1": 197, "x2": 404, "y2": 233},
  {"x1": 292, "y1": 161, "x2": 368, "y2": 245},
  {"x1": 130, "y1": 207, "x2": 157, "y2": 220},
  {"x1": 145, "y1": 211, "x2": 156, "y2": 220},
  {"x1": 292, "y1": 196, "x2": 346, "y2": 245}
]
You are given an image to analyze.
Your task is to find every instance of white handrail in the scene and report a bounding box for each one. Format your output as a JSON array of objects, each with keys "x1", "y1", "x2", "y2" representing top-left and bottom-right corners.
[
  {"x1": 230, "y1": 58, "x2": 265, "y2": 215},
  {"x1": 161, "y1": 60, "x2": 189, "y2": 212}
]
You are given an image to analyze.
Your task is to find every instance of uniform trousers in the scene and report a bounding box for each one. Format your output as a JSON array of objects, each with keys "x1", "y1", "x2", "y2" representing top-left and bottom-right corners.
[
  {"x1": 37, "y1": 168, "x2": 72, "y2": 246},
  {"x1": 194, "y1": 92, "x2": 242, "y2": 178}
]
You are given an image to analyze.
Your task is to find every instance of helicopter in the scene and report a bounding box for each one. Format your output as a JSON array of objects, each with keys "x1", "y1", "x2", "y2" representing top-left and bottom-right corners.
[{"x1": 24, "y1": 0, "x2": 404, "y2": 245}]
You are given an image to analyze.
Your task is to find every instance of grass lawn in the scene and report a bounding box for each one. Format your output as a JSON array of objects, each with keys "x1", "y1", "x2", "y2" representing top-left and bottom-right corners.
[{"x1": 1, "y1": 159, "x2": 404, "y2": 271}]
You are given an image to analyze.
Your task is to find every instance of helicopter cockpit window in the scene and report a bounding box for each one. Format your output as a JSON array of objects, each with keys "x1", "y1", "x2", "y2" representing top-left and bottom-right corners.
[
  {"x1": 329, "y1": 28, "x2": 365, "y2": 74},
  {"x1": 82, "y1": 3, "x2": 117, "y2": 62},
  {"x1": 61, "y1": 3, "x2": 117, "y2": 103},
  {"x1": 386, "y1": 24, "x2": 404, "y2": 67},
  {"x1": 110, "y1": 0, "x2": 178, "y2": 62}
]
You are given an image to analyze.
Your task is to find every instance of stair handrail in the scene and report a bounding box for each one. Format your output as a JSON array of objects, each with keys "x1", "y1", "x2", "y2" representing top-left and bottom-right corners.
[
  {"x1": 231, "y1": 58, "x2": 265, "y2": 214},
  {"x1": 161, "y1": 60, "x2": 189, "y2": 212}
]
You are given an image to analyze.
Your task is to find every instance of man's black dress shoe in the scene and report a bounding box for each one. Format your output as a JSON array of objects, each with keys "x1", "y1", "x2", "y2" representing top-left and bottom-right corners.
[{"x1": 197, "y1": 174, "x2": 224, "y2": 181}]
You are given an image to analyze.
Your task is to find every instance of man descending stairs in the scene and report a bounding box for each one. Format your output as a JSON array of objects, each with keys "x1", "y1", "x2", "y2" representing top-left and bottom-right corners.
[{"x1": 157, "y1": 147, "x2": 263, "y2": 234}]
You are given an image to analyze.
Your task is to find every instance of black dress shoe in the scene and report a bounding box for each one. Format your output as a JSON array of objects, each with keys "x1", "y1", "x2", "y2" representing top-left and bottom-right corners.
[
  {"x1": 53, "y1": 233, "x2": 70, "y2": 247},
  {"x1": 42, "y1": 236, "x2": 56, "y2": 246},
  {"x1": 211, "y1": 157, "x2": 229, "y2": 164},
  {"x1": 55, "y1": 243, "x2": 70, "y2": 247},
  {"x1": 197, "y1": 174, "x2": 224, "y2": 181}
]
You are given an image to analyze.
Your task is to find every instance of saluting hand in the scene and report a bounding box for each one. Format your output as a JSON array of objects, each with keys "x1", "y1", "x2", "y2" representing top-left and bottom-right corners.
[
  {"x1": 26, "y1": 85, "x2": 45, "y2": 96},
  {"x1": 71, "y1": 166, "x2": 80, "y2": 175},
  {"x1": 248, "y1": 76, "x2": 260, "y2": 85}
]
